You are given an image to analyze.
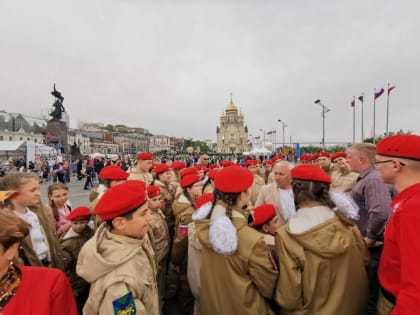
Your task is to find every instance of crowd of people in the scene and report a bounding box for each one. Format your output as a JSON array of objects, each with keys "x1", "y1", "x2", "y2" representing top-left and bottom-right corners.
[{"x1": 0, "y1": 133, "x2": 419, "y2": 315}]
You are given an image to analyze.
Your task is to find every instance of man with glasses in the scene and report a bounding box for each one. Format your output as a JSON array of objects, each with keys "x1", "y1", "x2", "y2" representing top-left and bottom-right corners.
[
  {"x1": 374, "y1": 134, "x2": 420, "y2": 314},
  {"x1": 199, "y1": 154, "x2": 210, "y2": 168},
  {"x1": 347, "y1": 143, "x2": 393, "y2": 315}
]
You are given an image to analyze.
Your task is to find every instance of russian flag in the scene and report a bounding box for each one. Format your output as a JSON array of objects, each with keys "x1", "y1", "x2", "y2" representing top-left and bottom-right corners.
[
  {"x1": 388, "y1": 86, "x2": 396, "y2": 95},
  {"x1": 178, "y1": 225, "x2": 188, "y2": 237},
  {"x1": 358, "y1": 95, "x2": 363, "y2": 102},
  {"x1": 351, "y1": 99, "x2": 355, "y2": 107},
  {"x1": 374, "y1": 88, "x2": 384, "y2": 100}
]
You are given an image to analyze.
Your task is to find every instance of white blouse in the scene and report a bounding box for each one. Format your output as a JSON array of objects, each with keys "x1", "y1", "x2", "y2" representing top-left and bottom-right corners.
[{"x1": 14, "y1": 208, "x2": 49, "y2": 260}]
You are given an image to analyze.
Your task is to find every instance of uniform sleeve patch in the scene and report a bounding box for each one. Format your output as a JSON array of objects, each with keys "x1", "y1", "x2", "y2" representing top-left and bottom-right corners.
[
  {"x1": 112, "y1": 291, "x2": 137, "y2": 315},
  {"x1": 178, "y1": 224, "x2": 189, "y2": 237}
]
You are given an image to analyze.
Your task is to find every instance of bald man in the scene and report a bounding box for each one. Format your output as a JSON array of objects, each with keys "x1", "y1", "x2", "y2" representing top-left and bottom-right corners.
[{"x1": 255, "y1": 162, "x2": 295, "y2": 225}]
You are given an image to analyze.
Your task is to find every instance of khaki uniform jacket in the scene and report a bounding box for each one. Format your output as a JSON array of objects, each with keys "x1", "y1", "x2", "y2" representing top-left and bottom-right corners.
[
  {"x1": 171, "y1": 194, "x2": 194, "y2": 266},
  {"x1": 187, "y1": 222, "x2": 202, "y2": 315},
  {"x1": 77, "y1": 223, "x2": 159, "y2": 315},
  {"x1": 275, "y1": 205, "x2": 369, "y2": 315},
  {"x1": 330, "y1": 169, "x2": 359, "y2": 193},
  {"x1": 250, "y1": 174, "x2": 265, "y2": 205},
  {"x1": 196, "y1": 207, "x2": 279, "y2": 315},
  {"x1": 154, "y1": 180, "x2": 175, "y2": 232},
  {"x1": 147, "y1": 208, "x2": 170, "y2": 266},
  {"x1": 255, "y1": 183, "x2": 287, "y2": 225},
  {"x1": 60, "y1": 226, "x2": 94, "y2": 296},
  {"x1": 127, "y1": 168, "x2": 153, "y2": 186}
]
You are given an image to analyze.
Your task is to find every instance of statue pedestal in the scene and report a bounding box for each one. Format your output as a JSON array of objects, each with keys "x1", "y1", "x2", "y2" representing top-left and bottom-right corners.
[{"x1": 46, "y1": 120, "x2": 68, "y2": 155}]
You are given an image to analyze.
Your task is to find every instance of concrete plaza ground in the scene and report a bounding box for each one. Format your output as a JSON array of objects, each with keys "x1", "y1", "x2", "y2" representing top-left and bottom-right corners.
[{"x1": 39, "y1": 174, "x2": 92, "y2": 208}]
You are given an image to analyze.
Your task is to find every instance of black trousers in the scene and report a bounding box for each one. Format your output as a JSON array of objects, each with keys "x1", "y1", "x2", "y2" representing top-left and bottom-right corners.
[{"x1": 367, "y1": 245, "x2": 383, "y2": 315}]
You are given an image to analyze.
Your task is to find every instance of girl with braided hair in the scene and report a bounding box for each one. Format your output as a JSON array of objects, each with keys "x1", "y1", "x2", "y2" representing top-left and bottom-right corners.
[
  {"x1": 274, "y1": 164, "x2": 369, "y2": 315},
  {"x1": 195, "y1": 166, "x2": 279, "y2": 315}
]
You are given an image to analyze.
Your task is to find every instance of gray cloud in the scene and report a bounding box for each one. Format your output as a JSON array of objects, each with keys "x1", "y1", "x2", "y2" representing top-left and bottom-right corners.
[{"x1": 0, "y1": 0, "x2": 418, "y2": 146}]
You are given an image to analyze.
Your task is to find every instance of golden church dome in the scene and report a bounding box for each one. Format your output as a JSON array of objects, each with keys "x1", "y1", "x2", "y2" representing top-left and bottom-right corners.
[
  {"x1": 220, "y1": 111, "x2": 226, "y2": 118},
  {"x1": 226, "y1": 100, "x2": 238, "y2": 112}
]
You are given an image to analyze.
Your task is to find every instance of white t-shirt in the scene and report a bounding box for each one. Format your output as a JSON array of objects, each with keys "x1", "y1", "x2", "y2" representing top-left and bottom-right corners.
[
  {"x1": 279, "y1": 188, "x2": 296, "y2": 221},
  {"x1": 14, "y1": 208, "x2": 49, "y2": 260}
]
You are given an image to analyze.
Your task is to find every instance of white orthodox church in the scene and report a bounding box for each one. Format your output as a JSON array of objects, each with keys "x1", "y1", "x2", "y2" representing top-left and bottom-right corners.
[{"x1": 216, "y1": 97, "x2": 250, "y2": 154}]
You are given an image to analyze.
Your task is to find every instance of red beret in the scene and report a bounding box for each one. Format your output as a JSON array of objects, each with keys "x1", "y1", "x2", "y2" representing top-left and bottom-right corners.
[
  {"x1": 66, "y1": 206, "x2": 91, "y2": 221},
  {"x1": 332, "y1": 152, "x2": 347, "y2": 161},
  {"x1": 299, "y1": 154, "x2": 310, "y2": 161},
  {"x1": 95, "y1": 181, "x2": 147, "y2": 221},
  {"x1": 137, "y1": 152, "x2": 153, "y2": 160},
  {"x1": 172, "y1": 161, "x2": 186, "y2": 171},
  {"x1": 271, "y1": 154, "x2": 284, "y2": 163},
  {"x1": 180, "y1": 174, "x2": 201, "y2": 188},
  {"x1": 214, "y1": 166, "x2": 253, "y2": 193},
  {"x1": 245, "y1": 160, "x2": 253, "y2": 167},
  {"x1": 207, "y1": 169, "x2": 218, "y2": 180},
  {"x1": 99, "y1": 165, "x2": 129, "y2": 181},
  {"x1": 195, "y1": 165, "x2": 205, "y2": 171},
  {"x1": 311, "y1": 153, "x2": 319, "y2": 160},
  {"x1": 291, "y1": 164, "x2": 331, "y2": 184},
  {"x1": 195, "y1": 193, "x2": 213, "y2": 210},
  {"x1": 251, "y1": 204, "x2": 276, "y2": 227},
  {"x1": 221, "y1": 160, "x2": 234, "y2": 167},
  {"x1": 209, "y1": 164, "x2": 219, "y2": 170},
  {"x1": 263, "y1": 160, "x2": 274, "y2": 166},
  {"x1": 318, "y1": 151, "x2": 330, "y2": 158},
  {"x1": 180, "y1": 167, "x2": 197, "y2": 179},
  {"x1": 147, "y1": 185, "x2": 161, "y2": 198},
  {"x1": 376, "y1": 134, "x2": 420, "y2": 160},
  {"x1": 155, "y1": 164, "x2": 170, "y2": 174}
]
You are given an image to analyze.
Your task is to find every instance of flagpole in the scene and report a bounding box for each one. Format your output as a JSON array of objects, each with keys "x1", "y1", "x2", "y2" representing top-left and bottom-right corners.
[
  {"x1": 373, "y1": 88, "x2": 376, "y2": 143},
  {"x1": 361, "y1": 93, "x2": 364, "y2": 141},
  {"x1": 353, "y1": 96, "x2": 356, "y2": 143},
  {"x1": 386, "y1": 83, "x2": 390, "y2": 135}
]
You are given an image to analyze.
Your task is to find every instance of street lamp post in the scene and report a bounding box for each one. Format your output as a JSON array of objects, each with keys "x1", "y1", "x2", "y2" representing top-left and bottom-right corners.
[
  {"x1": 259, "y1": 129, "x2": 266, "y2": 148},
  {"x1": 314, "y1": 99, "x2": 331, "y2": 150},
  {"x1": 277, "y1": 119, "x2": 287, "y2": 148}
]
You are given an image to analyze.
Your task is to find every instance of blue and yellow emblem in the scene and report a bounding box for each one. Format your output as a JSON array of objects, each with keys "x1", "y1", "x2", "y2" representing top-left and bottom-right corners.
[{"x1": 112, "y1": 292, "x2": 137, "y2": 315}]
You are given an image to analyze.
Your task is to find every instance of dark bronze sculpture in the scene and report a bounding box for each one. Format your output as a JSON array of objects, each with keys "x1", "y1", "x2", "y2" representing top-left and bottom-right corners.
[{"x1": 50, "y1": 84, "x2": 65, "y2": 120}]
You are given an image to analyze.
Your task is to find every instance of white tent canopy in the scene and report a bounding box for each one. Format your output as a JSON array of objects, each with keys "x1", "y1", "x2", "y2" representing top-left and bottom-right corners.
[
  {"x1": 250, "y1": 146, "x2": 271, "y2": 155},
  {"x1": 0, "y1": 141, "x2": 59, "y2": 166},
  {"x1": 90, "y1": 152, "x2": 105, "y2": 159}
]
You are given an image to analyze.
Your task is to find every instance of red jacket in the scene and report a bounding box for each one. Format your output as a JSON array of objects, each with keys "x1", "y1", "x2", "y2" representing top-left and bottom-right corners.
[
  {"x1": 378, "y1": 183, "x2": 420, "y2": 315},
  {"x1": 2, "y1": 265, "x2": 78, "y2": 315}
]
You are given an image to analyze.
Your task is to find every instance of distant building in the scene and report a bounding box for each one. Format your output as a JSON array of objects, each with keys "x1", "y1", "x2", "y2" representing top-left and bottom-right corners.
[
  {"x1": 114, "y1": 134, "x2": 149, "y2": 154},
  {"x1": 149, "y1": 135, "x2": 171, "y2": 153},
  {"x1": 0, "y1": 110, "x2": 46, "y2": 143},
  {"x1": 80, "y1": 122, "x2": 104, "y2": 131},
  {"x1": 216, "y1": 98, "x2": 249, "y2": 154}
]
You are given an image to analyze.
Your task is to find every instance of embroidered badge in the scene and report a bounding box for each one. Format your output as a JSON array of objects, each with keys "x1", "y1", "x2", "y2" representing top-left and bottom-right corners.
[
  {"x1": 112, "y1": 292, "x2": 136, "y2": 315},
  {"x1": 178, "y1": 224, "x2": 189, "y2": 237}
]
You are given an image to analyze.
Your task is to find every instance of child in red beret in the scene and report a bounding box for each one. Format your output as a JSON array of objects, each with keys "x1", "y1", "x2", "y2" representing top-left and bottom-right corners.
[
  {"x1": 146, "y1": 185, "x2": 170, "y2": 313},
  {"x1": 77, "y1": 181, "x2": 159, "y2": 315},
  {"x1": 167, "y1": 174, "x2": 203, "y2": 314},
  {"x1": 195, "y1": 166, "x2": 279, "y2": 315},
  {"x1": 60, "y1": 206, "x2": 94, "y2": 314},
  {"x1": 249, "y1": 204, "x2": 281, "y2": 248},
  {"x1": 274, "y1": 164, "x2": 368, "y2": 314}
]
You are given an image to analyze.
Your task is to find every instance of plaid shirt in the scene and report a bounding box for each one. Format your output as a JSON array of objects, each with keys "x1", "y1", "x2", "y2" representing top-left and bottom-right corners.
[{"x1": 350, "y1": 165, "x2": 392, "y2": 241}]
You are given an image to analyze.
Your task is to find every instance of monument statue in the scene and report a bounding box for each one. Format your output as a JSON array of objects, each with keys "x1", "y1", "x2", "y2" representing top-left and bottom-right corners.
[{"x1": 50, "y1": 84, "x2": 65, "y2": 120}]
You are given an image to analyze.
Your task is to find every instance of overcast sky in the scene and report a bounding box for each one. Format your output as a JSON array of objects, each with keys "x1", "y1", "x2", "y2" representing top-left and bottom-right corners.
[{"x1": 0, "y1": 0, "x2": 418, "y2": 146}]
